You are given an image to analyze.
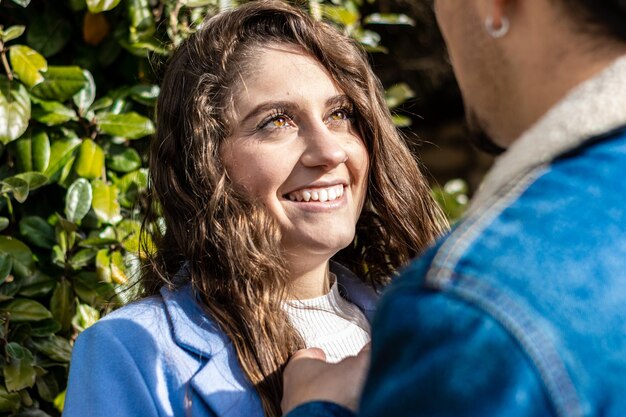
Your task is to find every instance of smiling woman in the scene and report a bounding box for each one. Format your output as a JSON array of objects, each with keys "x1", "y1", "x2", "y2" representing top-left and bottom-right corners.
[{"x1": 62, "y1": 2, "x2": 448, "y2": 417}]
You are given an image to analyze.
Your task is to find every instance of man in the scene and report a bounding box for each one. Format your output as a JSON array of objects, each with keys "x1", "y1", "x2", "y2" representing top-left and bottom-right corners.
[{"x1": 281, "y1": 0, "x2": 626, "y2": 416}]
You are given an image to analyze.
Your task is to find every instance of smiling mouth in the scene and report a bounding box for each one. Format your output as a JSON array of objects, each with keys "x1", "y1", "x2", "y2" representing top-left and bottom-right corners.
[{"x1": 285, "y1": 184, "x2": 345, "y2": 202}]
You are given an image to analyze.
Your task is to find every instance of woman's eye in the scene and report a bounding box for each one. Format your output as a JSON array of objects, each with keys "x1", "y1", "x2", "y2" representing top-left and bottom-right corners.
[
  {"x1": 327, "y1": 108, "x2": 353, "y2": 126},
  {"x1": 258, "y1": 113, "x2": 295, "y2": 131},
  {"x1": 270, "y1": 116, "x2": 291, "y2": 128}
]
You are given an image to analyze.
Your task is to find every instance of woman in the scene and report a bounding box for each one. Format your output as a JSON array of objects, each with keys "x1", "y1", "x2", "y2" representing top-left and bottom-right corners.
[{"x1": 63, "y1": 2, "x2": 447, "y2": 416}]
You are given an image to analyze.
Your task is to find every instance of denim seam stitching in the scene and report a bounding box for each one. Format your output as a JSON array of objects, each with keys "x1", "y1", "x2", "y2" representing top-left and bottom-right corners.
[
  {"x1": 424, "y1": 165, "x2": 584, "y2": 417},
  {"x1": 429, "y1": 271, "x2": 584, "y2": 417}
]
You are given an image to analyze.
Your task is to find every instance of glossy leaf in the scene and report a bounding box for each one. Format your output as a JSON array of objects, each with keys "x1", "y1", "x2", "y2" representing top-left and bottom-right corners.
[
  {"x1": 28, "y1": 318, "x2": 62, "y2": 337},
  {"x1": 0, "y1": 236, "x2": 33, "y2": 278},
  {"x1": 385, "y1": 83, "x2": 415, "y2": 109},
  {"x1": 4, "y1": 343, "x2": 37, "y2": 392},
  {"x1": 31, "y1": 130, "x2": 50, "y2": 172},
  {"x1": 14, "y1": 172, "x2": 48, "y2": 190},
  {"x1": 73, "y1": 69, "x2": 96, "y2": 115},
  {"x1": 1, "y1": 25, "x2": 26, "y2": 43},
  {"x1": 86, "y1": 0, "x2": 121, "y2": 13},
  {"x1": 18, "y1": 271, "x2": 56, "y2": 298},
  {"x1": 36, "y1": 372, "x2": 60, "y2": 403},
  {"x1": 27, "y1": 13, "x2": 71, "y2": 58},
  {"x1": 33, "y1": 335, "x2": 73, "y2": 363},
  {"x1": 0, "y1": 299, "x2": 53, "y2": 322},
  {"x1": 10, "y1": 0, "x2": 32, "y2": 7},
  {"x1": 129, "y1": 84, "x2": 160, "y2": 106},
  {"x1": 0, "y1": 253, "x2": 13, "y2": 284},
  {"x1": 65, "y1": 178, "x2": 93, "y2": 224},
  {"x1": 364, "y1": 13, "x2": 415, "y2": 26},
  {"x1": 91, "y1": 180, "x2": 122, "y2": 224},
  {"x1": 15, "y1": 136, "x2": 33, "y2": 172},
  {"x1": 32, "y1": 99, "x2": 77, "y2": 126},
  {"x1": 74, "y1": 139, "x2": 104, "y2": 180},
  {"x1": 69, "y1": 248, "x2": 97, "y2": 269},
  {"x1": 2, "y1": 176, "x2": 29, "y2": 202},
  {"x1": 19, "y1": 216, "x2": 55, "y2": 249},
  {"x1": 44, "y1": 137, "x2": 81, "y2": 180},
  {"x1": 110, "y1": 250, "x2": 127, "y2": 284},
  {"x1": 72, "y1": 303, "x2": 100, "y2": 332},
  {"x1": 106, "y1": 146, "x2": 141, "y2": 173},
  {"x1": 50, "y1": 280, "x2": 74, "y2": 333},
  {"x1": 95, "y1": 249, "x2": 111, "y2": 283},
  {"x1": 31, "y1": 66, "x2": 87, "y2": 103},
  {"x1": 0, "y1": 217, "x2": 9, "y2": 232},
  {"x1": 9, "y1": 45, "x2": 47, "y2": 88},
  {"x1": 0, "y1": 76, "x2": 31, "y2": 144},
  {"x1": 97, "y1": 111, "x2": 155, "y2": 139}
]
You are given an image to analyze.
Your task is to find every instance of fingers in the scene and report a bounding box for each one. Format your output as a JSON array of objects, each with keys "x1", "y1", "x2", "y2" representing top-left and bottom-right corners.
[{"x1": 290, "y1": 347, "x2": 327, "y2": 362}]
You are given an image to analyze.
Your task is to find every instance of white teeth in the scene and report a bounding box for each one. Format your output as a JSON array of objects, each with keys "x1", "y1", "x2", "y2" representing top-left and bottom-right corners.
[
  {"x1": 287, "y1": 184, "x2": 346, "y2": 203},
  {"x1": 319, "y1": 189, "x2": 328, "y2": 202}
]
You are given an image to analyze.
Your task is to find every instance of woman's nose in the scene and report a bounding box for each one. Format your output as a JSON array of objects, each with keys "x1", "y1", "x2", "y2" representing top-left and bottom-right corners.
[{"x1": 300, "y1": 125, "x2": 348, "y2": 169}]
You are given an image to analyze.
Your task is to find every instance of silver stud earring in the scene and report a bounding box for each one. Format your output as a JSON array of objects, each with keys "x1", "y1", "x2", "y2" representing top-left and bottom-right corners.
[{"x1": 485, "y1": 16, "x2": 510, "y2": 39}]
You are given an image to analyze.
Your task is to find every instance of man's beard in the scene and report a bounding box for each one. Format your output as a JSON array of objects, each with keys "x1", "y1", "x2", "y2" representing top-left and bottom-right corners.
[{"x1": 466, "y1": 109, "x2": 506, "y2": 156}]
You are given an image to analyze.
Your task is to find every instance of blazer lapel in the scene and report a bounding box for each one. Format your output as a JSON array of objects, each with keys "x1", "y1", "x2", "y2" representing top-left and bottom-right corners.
[{"x1": 161, "y1": 284, "x2": 263, "y2": 417}]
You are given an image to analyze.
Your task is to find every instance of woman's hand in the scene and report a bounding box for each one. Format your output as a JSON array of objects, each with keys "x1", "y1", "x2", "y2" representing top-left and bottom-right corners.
[{"x1": 281, "y1": 346, "x2": 371, "y2": 415}]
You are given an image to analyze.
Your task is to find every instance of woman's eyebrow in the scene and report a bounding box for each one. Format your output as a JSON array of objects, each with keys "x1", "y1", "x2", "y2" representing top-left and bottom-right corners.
[
  {"x1": 326, "y1": 94, "x2": 351, "y2": 108},
  {"x1": 240, "y1": 101, "x2": 300, "y2": 125}
]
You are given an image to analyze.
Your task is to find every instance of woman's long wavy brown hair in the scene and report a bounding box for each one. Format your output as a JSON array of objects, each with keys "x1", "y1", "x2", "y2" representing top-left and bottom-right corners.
[{"x1": 140, "y1": 1, "x2": 448, "y2": 415}]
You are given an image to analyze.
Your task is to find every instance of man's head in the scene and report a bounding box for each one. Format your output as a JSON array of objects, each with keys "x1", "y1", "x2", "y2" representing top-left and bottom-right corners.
[{"x1": 433, "y1": 0, "x2": 626, "y2": 151}]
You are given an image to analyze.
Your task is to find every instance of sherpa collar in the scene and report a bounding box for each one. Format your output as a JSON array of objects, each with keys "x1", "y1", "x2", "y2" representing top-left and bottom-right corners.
[{"x1": 469, "y1": 55, "x2": 626, "y2": 212}]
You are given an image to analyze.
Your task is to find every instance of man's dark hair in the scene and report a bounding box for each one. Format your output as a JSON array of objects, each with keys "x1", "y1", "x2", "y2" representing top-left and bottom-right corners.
[{"x1": 566, "y1": 1, "x2": 626, "y2": 42}]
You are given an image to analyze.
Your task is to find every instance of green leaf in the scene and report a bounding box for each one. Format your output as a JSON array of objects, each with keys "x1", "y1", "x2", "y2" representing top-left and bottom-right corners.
[
  {"x1": 4, "y1": 343, "x2": 36, "y2": 392},
  {"x1": 36, "y1": 372, "x2": 60, "y2": 403},
  {"x1": 54, "y1": 390, "x2": 66, "y2": 413},
  {"x1": 11, "y1": 0, "x2": 32, "y2": 7},
  {"x1": 364, "y1": 13, "x2": 415, "y2": 26},
  {"x1": 95, "y1": 248, "x2": 111, "y2": 283},
  {"x1": 0, "y1": 217, "x2": 9, "y2": 232},
  {"x1": 106, "y1": 146, "x2": 141, "y2": 173},
  {"x1": 31, "y1": 99, "x2": 77, "y2": 126},
  {"x1": 14, "y1": 172, "x2": 48, "y2": 190},
  {"x1": 0, "y1": 236, "x2": 33, "y2": 278},
  {"x1": 0, "y1": 253, "x2": 13, "y2": 284},
  {"x1": 110, "y1": 250, "x2": 127, "y2": 284},
  {"x1": 1, "y1": 176, "x2": 29, "y2": 202},
  {"x1": 44, "y1": 136, "x2": 81, "y2": 180},
  {"x1": 65, "y1": 178, "x2": 93, "y2": 224},
  {"x1": 32, "y1": 335, "x2": 73, "y2": 363},
  {"x1": 1, "y1": 26, "x2": 26, "y2": 43},
  {"x1": 9, "y1": 45, "x2": 47, "y2": 88},
  {"x1": 72, "y1": 303, "x2": 100, "y2": 332},
  {"x1": 18, "y1": 270, "x2": 55, "y2": 298},
  {"x1": 29, "y1": 318, "x2": 61, "y2": 337},
  {"x1": 0, "y1": 76, "x2": 31, "y2": 144},
  {"x1": 69, "y1": 248, "x2": 97, "y2": 269},
  {"x1": 15, "y1": 135, "x2": 33, "y2": 172},
  {"x1": 73, "y1": 69, "x2": 96, "y2": 115},
  {"x1": 0, "y1": 299, "x2": 52, "y2": 322},
  {"x1": 87, "y1": 0, "x2": 122, "y2": 13},
  {"x1": 31, "y1": 66, "x2": 87, "y2": 102},
  {"x1": 97, "y1": 111, "x2": 155, "y2": 139},
  {"x1": 0, "y1": 385, "x2": 21, "y2": 413},
  {"x1": 74, "y1": 139, "x2": 104, "y2": 180},
  {"x1": 31, "y1": 130, "x2": 50, "y2": 172},
  {"x1": 91, "y1": 180, "x2": 122, "y2": 224},
  {"x1": 129, "y1": 84, "x2": 159, "y2": 106},
  {"x1": 385, "y1": 83, "x2": 415, "y2": 109},
  {"x1": 50, "y1": 280, "x2": 74, "y2": 333},
  {"x1": 19, "y1": 216, "x2": 55, "y2": 249},
  {"x1": 27, "y1": 13, "x2": 71, "y2": 58}
]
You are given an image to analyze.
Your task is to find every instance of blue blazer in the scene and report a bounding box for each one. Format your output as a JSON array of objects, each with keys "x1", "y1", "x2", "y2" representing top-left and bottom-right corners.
[{"x1": 63, "y1": 263, "x2": 378, "y2": 417}]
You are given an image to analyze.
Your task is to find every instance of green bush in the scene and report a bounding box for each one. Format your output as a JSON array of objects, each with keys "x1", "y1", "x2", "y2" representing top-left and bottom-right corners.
[{"x1": 0, "y1": 1, "x2": 461, "y2": 415}]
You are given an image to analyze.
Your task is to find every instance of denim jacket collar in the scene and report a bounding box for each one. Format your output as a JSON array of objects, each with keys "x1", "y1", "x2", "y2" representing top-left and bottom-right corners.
[
  {"x1": 470, "y1": 54, "x2": 626, "y2": 212},
  {"x1": 160, "y1": 263, "x2": 378, "y2": 416}
]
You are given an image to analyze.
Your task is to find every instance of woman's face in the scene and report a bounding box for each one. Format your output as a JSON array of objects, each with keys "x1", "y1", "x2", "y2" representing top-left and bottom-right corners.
[{"x1": 221, "y1": 45, "x2": 369, "y2": 264}]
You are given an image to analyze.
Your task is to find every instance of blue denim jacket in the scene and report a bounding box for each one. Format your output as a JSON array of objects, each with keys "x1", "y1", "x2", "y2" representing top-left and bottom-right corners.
[
  {"x1": 287, "y1": 57, "x2": 626, "y2": 417},
  {"x1": 62, "y1": 262, "x2": 378, "y2": 417}
]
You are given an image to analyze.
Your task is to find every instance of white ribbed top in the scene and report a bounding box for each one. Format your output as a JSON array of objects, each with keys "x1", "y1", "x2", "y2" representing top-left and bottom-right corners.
[{"x1": 284, "y1": 276, "x2": 371, "y2": 363}]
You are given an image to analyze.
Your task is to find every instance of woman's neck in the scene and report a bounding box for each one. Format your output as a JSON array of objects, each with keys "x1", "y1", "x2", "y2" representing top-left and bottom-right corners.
[{"x1": 288, "y1": 261, "x2": 332, "y2": 299}]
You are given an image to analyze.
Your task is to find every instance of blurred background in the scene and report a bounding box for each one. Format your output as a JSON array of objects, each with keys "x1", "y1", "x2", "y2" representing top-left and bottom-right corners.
[{"x1": 0, "y1": 0, "x2": 491, "y2": 415}]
